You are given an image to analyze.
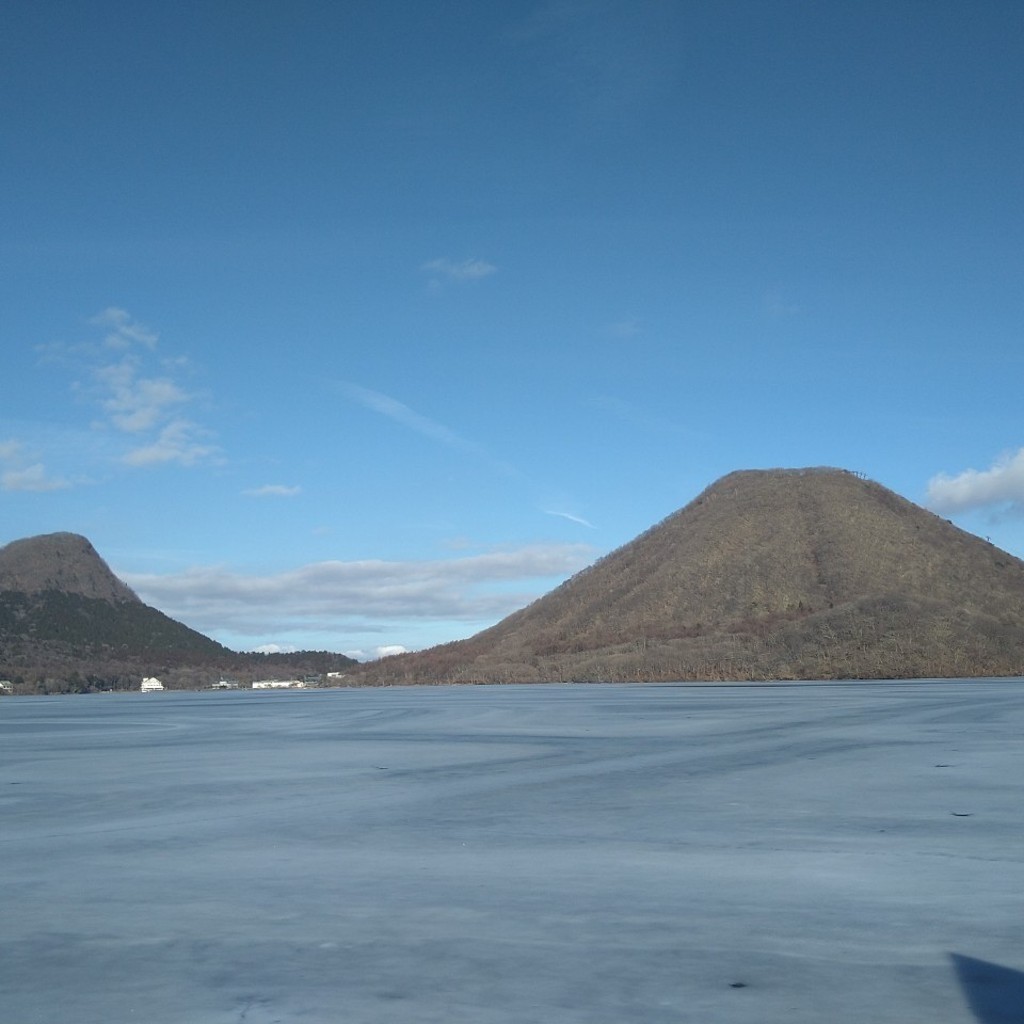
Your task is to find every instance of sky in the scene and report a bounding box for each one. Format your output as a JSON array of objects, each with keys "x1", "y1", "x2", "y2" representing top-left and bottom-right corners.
[{"x1": 3, "y1": 1, "x2": 1023, "y2": 659}]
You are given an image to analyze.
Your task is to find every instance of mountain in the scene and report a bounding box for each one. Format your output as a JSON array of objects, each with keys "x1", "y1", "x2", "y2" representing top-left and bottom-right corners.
[
  {"x1": 0, "y1": 532, "x2": 356, "y2": 692},
  {"x1": 0, "y1": 532, "x2": 231, "y2": 685},
  {"x1": 0, "y1": 532, "x2": 139, "y2": 603},
  {"x1": 358, "y1": 468, "x2": 1024, "y2": 683}
]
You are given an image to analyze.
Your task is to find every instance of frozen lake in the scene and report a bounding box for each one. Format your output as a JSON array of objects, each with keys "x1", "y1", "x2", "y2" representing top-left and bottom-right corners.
[{"x1": 2, "y1": 681, "x2": 1022, "y2": 1023}]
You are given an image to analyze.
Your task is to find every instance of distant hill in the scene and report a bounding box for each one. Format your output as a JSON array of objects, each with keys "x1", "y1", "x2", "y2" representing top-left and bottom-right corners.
[
  {"x1": 0, "y1": 532, "x2": 232, "y2": 687},
  {"x1": 0, "y1": 532, "x2": 356, "y2": 692},
  {"x1": 0, "y1": 532, "x2": 139, "y2": 603},
  {"x1": 358, "y1": 468, "x2": 1024, "y2": 683}
]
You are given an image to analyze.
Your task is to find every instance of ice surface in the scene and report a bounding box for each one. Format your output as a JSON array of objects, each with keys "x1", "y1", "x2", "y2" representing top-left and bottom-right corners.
[{"x1": 2, "y1": 681, "x2": 1022, "y2": 1023}]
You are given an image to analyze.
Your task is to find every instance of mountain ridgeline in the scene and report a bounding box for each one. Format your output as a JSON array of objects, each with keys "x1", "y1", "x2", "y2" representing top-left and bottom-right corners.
[
  {"x1": 5, "y1": 469, "x2": 1024, "y2": 690},
  {"x1": 358, "y1": 468, "x2": 1024, "y2": 683}
]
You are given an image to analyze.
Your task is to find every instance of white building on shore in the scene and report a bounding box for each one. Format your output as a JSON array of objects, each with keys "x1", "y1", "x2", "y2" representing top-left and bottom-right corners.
[{"x1": 140, "y1": 677, "x2": 164, "y2": 692}]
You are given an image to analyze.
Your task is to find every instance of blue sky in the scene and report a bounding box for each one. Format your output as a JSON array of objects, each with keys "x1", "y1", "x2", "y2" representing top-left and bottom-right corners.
[{"x1": 3, "y1": 1, "x2": 1023, "y2": 658}]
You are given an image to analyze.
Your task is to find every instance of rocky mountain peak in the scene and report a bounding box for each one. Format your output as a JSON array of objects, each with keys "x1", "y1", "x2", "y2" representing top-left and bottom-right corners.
[{"x1": 0, "y1": 532, "x2": 139, "y2": 603}]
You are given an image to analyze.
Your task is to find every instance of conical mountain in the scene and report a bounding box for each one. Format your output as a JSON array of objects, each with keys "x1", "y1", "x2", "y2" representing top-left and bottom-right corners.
[{"x1": 362, "y1": 468, "x2": 1024, "y2": 682}]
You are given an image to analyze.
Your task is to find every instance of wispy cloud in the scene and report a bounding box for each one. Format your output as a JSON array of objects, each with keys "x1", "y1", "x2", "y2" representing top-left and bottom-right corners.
[
  {"x1": 0, "y1": 440, "x2": 70, "y2": 492},
  {"x1": 339, "y1": 382, "x2": 480, "y2": 452},
  {"x1": 95, "y1": 359, "x2": 189, "y2": 433},
  {"x1": 121, "y1": 419, "x2": 220, "y2": 468},
  {"x1": 243, "y1": 484, "x2": 302, "y2": 498},
  {"x1": 39, "y1": 308, "x2": 222, "y2": 471},
  {"x1": 90, "y1": 306, "x2": 159, "y2": 350},
  {"x1": 927, "y1": 449, "x2": 1024, "y2": 516},
  {"x1": 120, "y1": 542, "x2": 595, "y2": 645},
  {"x1": 2, "y1": 462, "x2": 71, "y2": 492},
  {"x1": 339, "y1": 382, "x2": 523, "y2": 483},
  {"x1": 421, "y1": 257, "x2": 497, "y2": 285},
  {"x1": 544, "y1": 509, "x2": 596, "y2": 529}
]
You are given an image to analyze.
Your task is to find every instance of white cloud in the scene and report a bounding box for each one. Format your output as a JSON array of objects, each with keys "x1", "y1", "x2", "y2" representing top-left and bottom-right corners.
[
  {"x1": 90, "y1": 307, "x2": 159, "y2": 350},
  {"x1": 2, "y1": 463, "x2": 70, "y2": 492},
  {"x1": 342, "y1": 645, "x2": 409, "y2": 661},
  {"x1": 243, "y1": 484, "x2": 302, "y2": 498},
  {"x1": 421, "y1": 257, "x2": 497, "y2": 284},
  {"x1": 927, "y1": 449, "x2": 1024, "y2": 515},
  {"x1": 62, "y1": 309, "x2": 222, "y2": 470},
  {"x1": 0, "y1": 441, "x2": 70, "y2": 492},
  {"x1": 120, "y1": 543, "x2": 595, "y2": 642},
  {"x1": 32, "y1": 309, "x2": 222, "y2": 473},
  {"x1": 374, "y1": 644, "x2": 408, "y2": 658},
  {"x1": 121, "y1": 419, "x2": 221, "y2": 468},
  {"x1": 96, "y1": 358, "x2": 189, "y2": 433}
]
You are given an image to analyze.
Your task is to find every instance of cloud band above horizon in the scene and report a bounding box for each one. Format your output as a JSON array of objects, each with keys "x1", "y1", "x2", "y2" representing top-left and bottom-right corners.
[{"x1": 120, "y1": 542, "x2": 594, "y2": 654}]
